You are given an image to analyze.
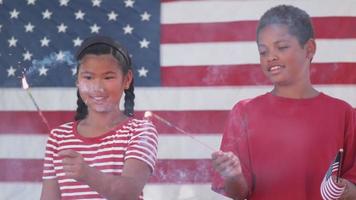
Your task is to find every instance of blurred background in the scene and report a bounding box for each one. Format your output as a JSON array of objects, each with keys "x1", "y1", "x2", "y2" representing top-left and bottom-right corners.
[{"x1": 1, "y1": 0, "x2": 355, "y2": 199}]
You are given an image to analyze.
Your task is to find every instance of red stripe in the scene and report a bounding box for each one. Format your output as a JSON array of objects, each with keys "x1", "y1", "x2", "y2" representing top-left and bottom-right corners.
[
  {"x1": 162, "y1": 63, "x2": 356, "y2": 86},
  {"x1": 0, "y1": 111, "x2": 229, "y2": 134},
  {"x1": 162, "y1": 17, "x2": 356, "y2": 43},
  {"x1": 0, "y1": 159, "x2": 212, "y2": 183},
  {"x1": 162, "y1": 21, "x2": 258, "y2": 43}
]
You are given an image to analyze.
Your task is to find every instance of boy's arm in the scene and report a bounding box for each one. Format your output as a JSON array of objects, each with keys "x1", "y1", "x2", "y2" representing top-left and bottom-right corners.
[{"x1": 224, "y1": 173, "x2": 249, "y2": 200}]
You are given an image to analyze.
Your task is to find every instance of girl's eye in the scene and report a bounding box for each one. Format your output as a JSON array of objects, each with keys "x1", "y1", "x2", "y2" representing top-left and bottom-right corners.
[{"x1": 83, "y1": 76, "x2": 92, "y2": 80}]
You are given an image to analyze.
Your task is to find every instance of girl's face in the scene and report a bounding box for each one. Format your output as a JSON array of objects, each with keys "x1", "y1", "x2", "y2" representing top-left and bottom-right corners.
[
  {"x1": 77, "y1": 54, "x2": 132, "y2": 113},
  {"x1": 257, "y1": 24, "x2": 315, "y2": 86}
]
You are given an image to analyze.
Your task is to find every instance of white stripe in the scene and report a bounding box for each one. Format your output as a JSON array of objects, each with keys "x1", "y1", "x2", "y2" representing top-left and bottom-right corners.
[
  {"x1": 0, "y1": 134, "x2": 221, "y2": 159},
  {"x1": 162, "y1": 0, "x2": 356, "y2": 24},
  {"x1": 62, "y1": 191, "x2": 99, "y2": 196},
  {"x1": 0, "y1": 183, "x2": 229, "y2": 200},
  {"x1": 1, "y1": 85, "x2": 356, "y2": 111},
  {"x1": 60, "y1": 185, "x2": 89, "y2": 190},
  {"x1": 161, "y1": 39, "x2": 356, "y2": 66}
]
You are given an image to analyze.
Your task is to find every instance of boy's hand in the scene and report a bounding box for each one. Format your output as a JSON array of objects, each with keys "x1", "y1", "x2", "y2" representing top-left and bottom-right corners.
[
  {"x1": 339, "y1": 178, "x2": 356, "y2": 200},
  {"x1": 211, "y1": 151, "x2": 242, "y2": 179}
]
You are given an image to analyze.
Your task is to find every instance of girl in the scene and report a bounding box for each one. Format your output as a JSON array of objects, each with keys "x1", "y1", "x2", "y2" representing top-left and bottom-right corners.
[
  {"x1": 40, "y1": 36, "x2": 158, "y2": 200},
  {"x1": 211, "y1": 5, "x2": 356, "y2": 200}
]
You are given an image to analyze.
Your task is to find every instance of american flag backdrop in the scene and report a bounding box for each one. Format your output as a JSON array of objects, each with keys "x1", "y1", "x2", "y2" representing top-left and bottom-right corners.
[{"x1": 1, "y1": 0, "x2": 356, "y2": 200}]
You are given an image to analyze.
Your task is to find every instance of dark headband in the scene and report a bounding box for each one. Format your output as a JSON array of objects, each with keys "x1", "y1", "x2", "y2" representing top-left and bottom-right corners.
[{"x1": 76, "y1": 35, "x2": 131, "y2": 67}]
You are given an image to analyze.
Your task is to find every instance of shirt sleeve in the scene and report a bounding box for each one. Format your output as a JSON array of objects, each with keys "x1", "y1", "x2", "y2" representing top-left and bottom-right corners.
[
  {"x1": 211, "y1": 102, "x2": 254, "y2": 197},
  {"x1": 42, "y1": 130, "x2": 59, "y2": 180},
  {"x1": 342, "y1": 107, "x2": 356, "y2": 184},
  {"x1": 125, "y1": 119, "x2": 159, "y2": 172}
]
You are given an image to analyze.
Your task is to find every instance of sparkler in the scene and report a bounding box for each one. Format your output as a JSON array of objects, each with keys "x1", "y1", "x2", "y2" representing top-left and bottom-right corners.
[
  {"x1": 21, "y1": 76, "x2": 51, "y2": 131},
  {"x1": 144, "y1": 111, "x2": 217, "y2": 152}
]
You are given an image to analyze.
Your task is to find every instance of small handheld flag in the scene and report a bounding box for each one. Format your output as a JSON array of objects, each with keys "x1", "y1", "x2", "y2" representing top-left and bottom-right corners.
[{"x1": 320, "y1": 149, "x2": 345, "y2": 200}]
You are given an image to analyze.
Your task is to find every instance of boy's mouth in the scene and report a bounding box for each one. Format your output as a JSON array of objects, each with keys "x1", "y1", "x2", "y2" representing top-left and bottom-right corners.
[{"x1": 268, "y1": 65, "x2": 284, "y2": 74}]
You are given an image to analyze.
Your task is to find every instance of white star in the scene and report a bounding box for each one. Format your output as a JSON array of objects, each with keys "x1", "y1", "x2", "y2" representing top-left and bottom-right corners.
[
  {"x1": 24, "y1": 22, "x2": 35, "y2": 32},
  {"x1": 107, "y1": 11, "x2": 118, "y2": 21},
  {"x1": 141, "y1": 11, "x2": 151, "y2": 21},
  {"x1": 139, "y1": 38, "x2": 150, "y2": 48},
  {"x1": 38, "y1": 66, "x2": 49, "y2": 76},
  {"x1": 138, "y1": 66, "x2": 148, "y2": 77},
  {"x1": 10, "y1": 9, "x2": 20, "y2": 19},
  {"x1": 71, "y1": 67, "x2": 77, "y2": 76},
  {"x1": 40, "y1": 37, "x2": 50, "y2": 47},
  {"x1": 59, "y1": 0, "x2": 69, "y2": 6},
  {"x1": 123, "y1": 24, "x2": 133, "y2": 34},
  {"x1": 0, "y1": 0, "x2": 3, "y2": 5},
  {"x1": 74, "y1": 10, "x2": 85, "y2": 20},
  {"x1": 27, "y1": 0, "x2": 36, "y2": 5},
  {"x1": 92, "y1": 0, "x2": 101, "y2": 7},
  {"x1": 23, "y1": 51, "x2": 33, "y2": 61},
  {"x1": 124, "y1": 0, "x2": 134, "y2": 8},
  {"x1": 7, "y1": 66, "x2": 16, "y2": 77},
  {"x1": 90, "y1": 24, "x2": 101, "y2": 33},
  {"x1": 42, "y1": 9, "x2": 52, "y2": 19},
  {"x1": 73, "y1": 37, "x2": 83, "y2": 47},
  {"x1": 56, "y1": 51, "x2": 65, "y2": 61},
  {"x1": 57, "y1": 23, "x2": 67, "y2": 33},
  {"x1": 8, "y1": 36, "x2": 17, "y2": 47}
]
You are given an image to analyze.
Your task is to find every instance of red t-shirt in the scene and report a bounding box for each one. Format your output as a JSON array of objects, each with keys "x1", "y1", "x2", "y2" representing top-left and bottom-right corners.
[
  {"x1": 43, "y1": 118, "x2": 158, "y2": 200},
  {"x1": 212, "y1": 92, "x2": 356, "y2": 200}
]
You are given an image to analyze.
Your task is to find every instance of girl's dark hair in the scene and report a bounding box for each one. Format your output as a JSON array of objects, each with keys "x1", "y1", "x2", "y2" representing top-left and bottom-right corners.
[
  {"x1": 74, "y1": 36, "x2": 135, "y2": 121},
  {"x1": 256, "y1": 5, "x2": 314, "y2": 46}
]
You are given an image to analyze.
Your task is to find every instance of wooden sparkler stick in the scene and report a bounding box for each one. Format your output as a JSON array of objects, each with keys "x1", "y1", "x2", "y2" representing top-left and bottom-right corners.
[
  {"x1": 144, "y1": 111, "x2": 217, "y2": 152},
  {"x1": 22, "y1": 76, "x2": 51, "y2": 131}
]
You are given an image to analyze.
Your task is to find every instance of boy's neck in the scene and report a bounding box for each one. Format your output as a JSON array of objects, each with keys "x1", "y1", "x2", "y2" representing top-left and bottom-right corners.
[{"x1": 272, "y1": 84, "x2": 319, "y2": 99}]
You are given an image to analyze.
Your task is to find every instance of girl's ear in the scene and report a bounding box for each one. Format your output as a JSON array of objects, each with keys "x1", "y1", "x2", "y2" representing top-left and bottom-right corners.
[
  {"x1": 124, "y1": 70, "x2": 133, "y2": 89},
  {"x1": 305, "y1": 38, "x2": 316, "y2": 61}
]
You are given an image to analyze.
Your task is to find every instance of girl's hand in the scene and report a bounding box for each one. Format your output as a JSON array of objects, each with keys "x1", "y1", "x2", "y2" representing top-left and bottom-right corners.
[
  {"x1": 211, "y1": 151, "x2": 242, "y2": 179},
  {"x1": 58, "y1": 149, "x2": 90, "y2": 181}
]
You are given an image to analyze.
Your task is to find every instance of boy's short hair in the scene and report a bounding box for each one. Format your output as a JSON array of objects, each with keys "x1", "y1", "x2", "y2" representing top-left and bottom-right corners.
[{"x1": 256, "y1": 5, "x2": 314, "y2": 46}]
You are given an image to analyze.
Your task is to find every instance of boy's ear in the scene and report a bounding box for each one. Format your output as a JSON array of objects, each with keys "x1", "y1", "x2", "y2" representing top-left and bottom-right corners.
[{"x1": 305, "y1": 38, "x2": 316, "y2": 61}]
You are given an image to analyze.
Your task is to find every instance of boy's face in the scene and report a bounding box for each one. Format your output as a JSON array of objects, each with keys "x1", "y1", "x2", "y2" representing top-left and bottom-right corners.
[
  {"x1": 257, "y1": 24, "x2": 315, "y2": 86},
  {"x1": 76, "y1": 54, "x2": 132, "y2": 113}
]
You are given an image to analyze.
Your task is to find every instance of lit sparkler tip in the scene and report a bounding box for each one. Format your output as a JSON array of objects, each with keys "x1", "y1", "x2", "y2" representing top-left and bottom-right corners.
[
  {"x1": 144, "y1": 111, "x2": 153, "y2": 118},
  {"x1": 21, "y1": 76, "x2": 29, "y2": 90}
]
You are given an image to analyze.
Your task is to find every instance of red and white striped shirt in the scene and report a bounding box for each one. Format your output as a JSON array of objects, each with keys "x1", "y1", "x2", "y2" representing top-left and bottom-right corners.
[{"x1": 42, "y1": 118, "x2": 158, "y2": 200}]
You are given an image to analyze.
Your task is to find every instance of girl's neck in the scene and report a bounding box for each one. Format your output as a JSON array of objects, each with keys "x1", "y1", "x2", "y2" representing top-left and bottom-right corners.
[{"x1": 79, "y1": 111, "x2": 127, "y2": 137}]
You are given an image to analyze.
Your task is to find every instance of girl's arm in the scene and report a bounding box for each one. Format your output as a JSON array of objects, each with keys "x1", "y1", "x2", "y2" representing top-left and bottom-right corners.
[
  {"x1": 59, "y1": 149, "x2": 151, "y2": 200},
  {"x1": 40, "y1": 179, "x2": 61, "y2": 200},
  {"x1": 84, "y1": 159, "x2": 151, "y2": 200}
]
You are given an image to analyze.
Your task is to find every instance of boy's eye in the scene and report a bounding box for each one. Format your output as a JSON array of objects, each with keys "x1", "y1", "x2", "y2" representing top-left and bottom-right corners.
[
  {"x1": 278, "y1": 46, "x2": 289, "y2": 50},
  {"x1": 104, "y1": 76, "x2": 115, "y2": 80},
  {"x1": 259, "y1": 51, "x2": 266, "y2": 56}
]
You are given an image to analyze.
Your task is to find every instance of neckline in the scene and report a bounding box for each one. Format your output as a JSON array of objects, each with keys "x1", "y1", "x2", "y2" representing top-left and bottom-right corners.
[
  {"x1": 266, "y1": 91, "x2": 324, "y2": 103},
  {"x1": 73, "y1": 117, "x2": 132, "y2": 142}
]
